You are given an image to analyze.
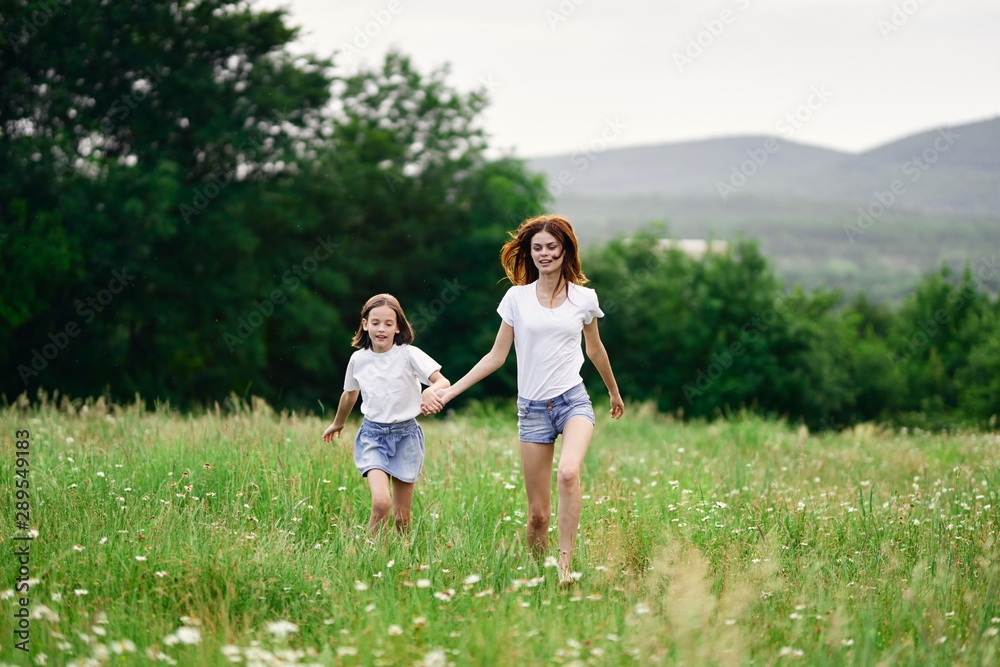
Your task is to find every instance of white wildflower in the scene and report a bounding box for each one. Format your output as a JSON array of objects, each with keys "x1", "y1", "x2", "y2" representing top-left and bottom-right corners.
[
  {"x1": 423, "y1": 648, "x2": 446, "y2": 667},
  {"x1": 264, "y1": 620, "x2": 298, "y2": 639},
  {"x1": 175, "y1": 627, "x2": 201, "y2": 645}
]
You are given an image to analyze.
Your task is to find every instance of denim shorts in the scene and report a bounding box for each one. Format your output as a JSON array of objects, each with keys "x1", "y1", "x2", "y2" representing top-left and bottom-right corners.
[
  {"x1": 516, "y1": 383, "x2": 595, "y2": 444},
  {"x1": 354, "y1": 418, "x2": 425, "y2": 483}
]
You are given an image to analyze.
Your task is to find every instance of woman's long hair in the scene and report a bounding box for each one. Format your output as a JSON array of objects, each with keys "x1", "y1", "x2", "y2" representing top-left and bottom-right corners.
[
  {"x1": 499, "y1": 215, "x2": 588, "y2": 293},
  {"x1": 351, "y1": 293, "x2": 415, "y2": 350}
]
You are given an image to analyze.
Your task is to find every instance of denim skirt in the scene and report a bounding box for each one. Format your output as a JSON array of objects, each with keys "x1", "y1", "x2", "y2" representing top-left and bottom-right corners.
[{"x1": 354, "y1": 418, "x2": 425, "y2": 483}]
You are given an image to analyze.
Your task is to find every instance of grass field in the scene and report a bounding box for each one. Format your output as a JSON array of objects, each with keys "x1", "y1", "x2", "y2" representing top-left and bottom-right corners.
[{"x1": 1, "y1": 392, "x2": 998, "y2": 666}]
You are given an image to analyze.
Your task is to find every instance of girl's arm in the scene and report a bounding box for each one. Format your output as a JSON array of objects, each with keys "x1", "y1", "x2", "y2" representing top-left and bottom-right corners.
[
  {"x1": 420, "y1": 370, "x2": 450, "y2": 415},
  {"x1": 439, "y1": 322, "x2": 514, "y2": 404},
  {"x1": 322, "y1": 390, "x2": 360, "y2": 441},
  {"x1": 583, "y1": 320, "x2": 625, "y2": 419}
]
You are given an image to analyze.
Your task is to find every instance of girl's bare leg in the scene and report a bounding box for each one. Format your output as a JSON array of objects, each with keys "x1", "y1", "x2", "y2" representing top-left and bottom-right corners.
[
  {"x1": 366, "y1": 469, "x2": 392, "y2": 534},
  {"x1": 520, "y1": 440, "x2": 555, "y2": 556},
  {"x1": 390, "y1": 477, "x2": 416, "y2": 532},
  {"x1": 555, "y1": 416, "x2": 595, "y2": 580}
]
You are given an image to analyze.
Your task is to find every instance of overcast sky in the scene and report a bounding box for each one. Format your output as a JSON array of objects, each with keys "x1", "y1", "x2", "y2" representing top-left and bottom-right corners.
[{"x1": 255, "y1": 0, "x2": 1000, "y2": 158}]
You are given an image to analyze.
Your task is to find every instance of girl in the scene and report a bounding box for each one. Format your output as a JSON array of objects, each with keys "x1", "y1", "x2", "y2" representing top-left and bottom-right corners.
[
  {"x1": 438, "y1": 215, "x2": 624, "y2": 581},
  {"x1": 322, "y1": 294, "x2": 450, "y2": 534}
]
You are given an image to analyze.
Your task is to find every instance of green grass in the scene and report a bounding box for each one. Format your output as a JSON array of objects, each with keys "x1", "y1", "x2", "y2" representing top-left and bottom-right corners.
[{"x1": 1, "y1": 392, "x2": 998, "y2": 665}]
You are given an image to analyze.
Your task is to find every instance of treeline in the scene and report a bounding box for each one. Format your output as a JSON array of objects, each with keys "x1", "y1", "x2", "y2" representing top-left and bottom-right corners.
[
  {"x1": 0, "y1": 0, "x2": 543, "y2": 409},
  {"x1": 1, "y1": 1, "x2": 997, "y2": 428},
  {"x1": 583, "y1": 233, "x2": 1000, "y2": 429}
]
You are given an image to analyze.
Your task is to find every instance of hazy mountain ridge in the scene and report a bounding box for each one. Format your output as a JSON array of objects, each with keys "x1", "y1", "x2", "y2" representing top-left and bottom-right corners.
[
  {"x1": 527, "y1": 117, "x2": 1000, "y2": 303},
  {"x1": 529, "y1": 116, "x2": 1000, "y2": 213}
]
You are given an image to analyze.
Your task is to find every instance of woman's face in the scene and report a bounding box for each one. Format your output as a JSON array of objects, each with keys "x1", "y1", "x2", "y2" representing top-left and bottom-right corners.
[{"x1": 530, "y1": 230, "x2": 564, "y2": 278}]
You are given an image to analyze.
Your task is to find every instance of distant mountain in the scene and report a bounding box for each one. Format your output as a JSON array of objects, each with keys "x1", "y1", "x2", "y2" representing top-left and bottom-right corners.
[
  {"x1": 526, "y1": 117, "x2": 1000, "y2": 303},
  {"x1": 528, "y1": 117, "x2": 1000, "y2": 214}
]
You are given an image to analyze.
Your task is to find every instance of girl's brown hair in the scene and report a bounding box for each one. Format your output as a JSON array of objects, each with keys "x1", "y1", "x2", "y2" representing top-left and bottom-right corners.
[
  {"x1": 351, "y1": 293, "x2": 415, "y2": 350},
  {"x1": 499, "y1": 214, "x2": 588, "y2": 290}
]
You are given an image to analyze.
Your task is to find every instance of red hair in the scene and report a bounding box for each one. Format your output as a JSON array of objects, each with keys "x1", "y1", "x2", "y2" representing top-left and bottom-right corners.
[
  {"x1": 499, "y1": 215, "x2": 588, "y2": 291},
  {"x1": 351, "y1": 293, "x2": 415, "y2": 350}
]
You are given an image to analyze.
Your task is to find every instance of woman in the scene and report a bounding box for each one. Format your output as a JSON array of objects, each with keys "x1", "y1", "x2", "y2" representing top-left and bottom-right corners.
[{"x1": 438, "y1": 214, "x2": 624, "y2": 581}]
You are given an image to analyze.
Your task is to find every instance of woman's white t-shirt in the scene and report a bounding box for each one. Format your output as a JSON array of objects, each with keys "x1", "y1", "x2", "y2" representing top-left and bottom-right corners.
[
  {"x1": 497, "y1": 281, "x2": 604, "y2": 400},
  {"x1": 343, "y1": 344, "x2": 441, "y2": 423}
]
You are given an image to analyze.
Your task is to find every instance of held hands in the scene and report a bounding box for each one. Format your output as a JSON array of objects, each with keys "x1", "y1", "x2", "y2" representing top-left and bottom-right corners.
[
  {"x1": 422, "y1": 388, "x2": 455, "y2": 415},
  {"x1": 609, "y1": 392, "x2": 625, "y2": 420},
  {"x1": 322, "y1": 422, "x2": 345, "y2": 442},
  {"x1": 420, "y1": 387, "x2": 446, "y2": 416}
]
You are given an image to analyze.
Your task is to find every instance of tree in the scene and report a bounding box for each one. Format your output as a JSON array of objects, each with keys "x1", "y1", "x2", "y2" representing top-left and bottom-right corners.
[
  {"x1": 316, "y1": 52, "x2": 549, "y2": 400},
  {"x1": 1, "y1": 6, "x2": 549, "y2": 410},
  {"x1": 584, "y1": 230, "x2": 858, "y2": 427},
  {"x1": 955, "y1": 301, "x2": 1000, "y2": 426},
  {"x1": 1, "y1": 0, "x2": 335, "y2": 404},
  {"x1": 887, "y1": 265, "x2": 993, "y2": 419}
]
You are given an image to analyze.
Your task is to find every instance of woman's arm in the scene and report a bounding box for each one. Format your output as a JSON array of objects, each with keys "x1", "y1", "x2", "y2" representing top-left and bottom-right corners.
[
  {"x1": 439, "y1": 322, "x2": 514, "y2": 403},
  {"x1": 420, "y1": 370, "x2": 450, "y2": 414},
  {"x1": 583, "y1": 320, "x2": 624, "y2": 419},
  {"x1": 322, "y1": 390, "x2": 360, "y2": 441}
]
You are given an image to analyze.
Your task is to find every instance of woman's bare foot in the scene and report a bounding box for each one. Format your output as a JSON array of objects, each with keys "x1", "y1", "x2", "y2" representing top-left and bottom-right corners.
[{"x1": 558, "y1": 550, "x2": 580, "y2": 585}]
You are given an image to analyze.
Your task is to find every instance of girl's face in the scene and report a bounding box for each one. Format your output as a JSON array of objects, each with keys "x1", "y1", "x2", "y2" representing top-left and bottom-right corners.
[
  {"x1": 363, "y1": 305, "x2": 400, "y2": 353},
  {"x1": 530, "y1": 230, "x2": 564, "y2": 278}
]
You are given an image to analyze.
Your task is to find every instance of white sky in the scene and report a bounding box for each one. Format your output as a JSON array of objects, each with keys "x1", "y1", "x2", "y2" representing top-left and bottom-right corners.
[{"x1": 255, "y1": 0, "x2": 1000, "y2": 158}]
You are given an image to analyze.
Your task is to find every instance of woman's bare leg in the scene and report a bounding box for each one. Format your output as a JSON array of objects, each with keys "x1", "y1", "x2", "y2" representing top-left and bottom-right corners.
[
  {"x1": 520, "y1": 440, "x2": 555, "y2": 556},
  {"x1": 556, "y1": 416, "x2": 595, "y2": 579}
]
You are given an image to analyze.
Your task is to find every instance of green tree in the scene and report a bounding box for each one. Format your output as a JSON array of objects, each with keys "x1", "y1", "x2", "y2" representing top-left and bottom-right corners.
[
  {"x1": 584, "y1": 231, "x2": 857, "y2": 427},
  {"x1": 887, "y1": 265, "x2": 993, "y2": 421},
  {"x1": 317, "y1": 53, "x2": 549, "y2": 401},
  {"x1": 1, "y1": 5, "x2": 549, "y2": 410},
  {"x1": 955, "y1": 306, "x2": 1000, "y2": 427},
  {"x1": 1, "y1": 0, "x2": 336, "y2": 404}
]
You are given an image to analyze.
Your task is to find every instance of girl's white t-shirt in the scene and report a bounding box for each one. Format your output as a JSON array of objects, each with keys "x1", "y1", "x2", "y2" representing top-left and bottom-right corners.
[
  {"x1": 497, "y1": 281, "x2": 604, "y2": 400},
  {"x1": 343, "y1": 344, "x2": 441, "y2": 423}
]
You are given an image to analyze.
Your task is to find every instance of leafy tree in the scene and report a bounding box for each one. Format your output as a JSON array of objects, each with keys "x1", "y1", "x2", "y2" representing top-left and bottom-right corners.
[
  {"x1": 887, "y1": 265, "x2": 993, "y2": 419},
  {"x1": 956, "y1": 313, "x2": 1000, "y2": 426},
  {"x1": 317, "y1": 53, "x2": 549, "y2": 400},
  {"x1": 0, "y1": 5, "x2": 548, "y2": 410},
  {"x1": 584, "y1": 231, "x2": 858, "y2": 427},
  {"x1": 1, "y1": 0, "x2": 336, "y2": 404},
  {"x1": 3, "y1": 3, "x2": 997, "y2": 428}
]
